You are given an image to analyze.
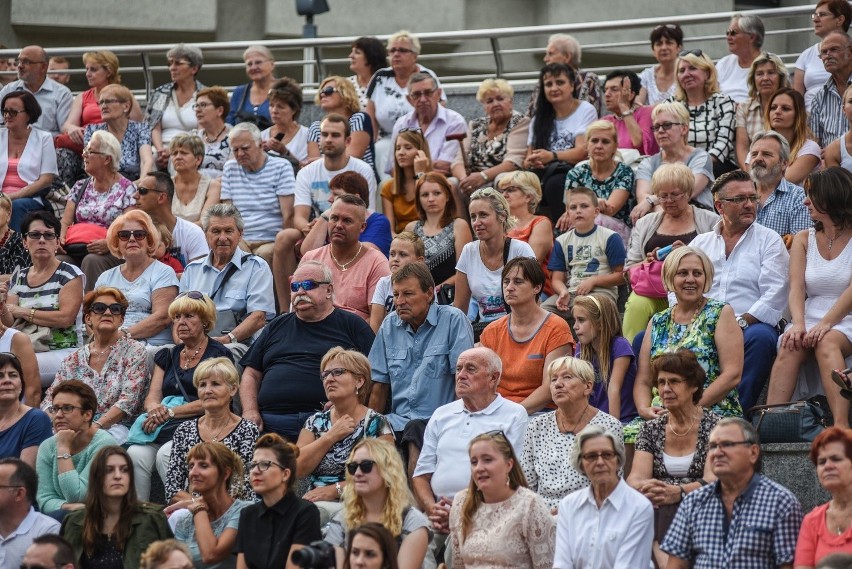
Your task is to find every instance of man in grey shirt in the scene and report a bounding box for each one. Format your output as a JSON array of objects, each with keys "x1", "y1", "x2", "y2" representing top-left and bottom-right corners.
[{"x1": 0, "y1": 46, "x2": 72, "y2": 136}]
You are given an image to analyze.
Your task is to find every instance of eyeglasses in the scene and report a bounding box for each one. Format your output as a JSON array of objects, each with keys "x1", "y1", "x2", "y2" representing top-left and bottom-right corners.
[
  {"x1": 247, "y1": 460, "x2": 285, "y2": 472},
  {"x1": 718, "y1": 195, "x2": 760, "y2": 205},
  {"x1": 499, "y1": 186, "x2": 522, "y2": 194},
  {"x1": 177, "y1": 291, "x2": 206, "y2": 300},
  {"x1": 25, "y1": 231, "x2": 57, "y2": 240},
  {"x1": 725, "y1": 29, "x2": 740, "y2": 37},
  {"x1": 652, "y1": 121, "x2": 682, "y2": 131},
  {"x1": 656, "y1": 377, "x2": 685, "y2": 388},
  {"x1": 320, "y1": 367, "x2": 353, "y2": 381},
  {"x1": 167, "y1": 59, "x2": 191, "y2": 67},
  {"x1": 409, "y1": 88, "x2": 436, "y2": 100},
  {"x1": 388, "y1": 47, "x2": 415, "y2": 55},
  {"x1": 193, "y1": 102, "x2": 212, "y2": 110},
  {"x1": 89, "y1": 302, "x2": 125, "y2": 315},
  {"x1": 117, "y1": 229, "x2": 148, "y2": 241},
  {"x1": 813, "y1": 10, "x2": 834, "y2": 19},
  {"x1": 1, "y1": 108, "x2": 24, "y2": 117},
  {"x1": 46, "y1": 404, "x2": 84, "y2": 415},
  {"x1": 657, "y1": 191, "x2": 686, "y2": 202},
  {"x1": 290, "y1": 279, "x2": 330, "y2": 293},
  {"x1": 581, "y1": 451, "x2": 617, "y2": 462},
  {"x1": 679, "y1": 49, "x2": 704, "y2": 58},
  {"x1": 319, "y1": 86, "x2": 338, "y2": 98},
  {"x1": 346, "y1": 459, "x2": 376, "y2": 475},
  {"x1": 98, "y1": 98, "x2": 122, "y2": 106},
  {"x1": 82, "y1": 148, "x2": 106, "y2": 156},
  {"x1": 14, "y1": 58, "x2": 45, "y2": 66},
  {"x1": 136, "y1": 187, "x2": 165, "y2": 196},
  {"x1": 708, "y1": 440, "x2": 754, "y2": 451}
]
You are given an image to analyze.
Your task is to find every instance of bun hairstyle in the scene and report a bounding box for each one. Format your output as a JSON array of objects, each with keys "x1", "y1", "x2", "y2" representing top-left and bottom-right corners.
[{"x1": 254, "y1": 433, "x2": 300, "y2": 492}]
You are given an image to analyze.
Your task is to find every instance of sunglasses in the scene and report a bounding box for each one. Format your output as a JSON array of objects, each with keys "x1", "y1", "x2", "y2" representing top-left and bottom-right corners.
[
  {"x1": 177, "y1": 291, "x2": 206, "y2": 300},
  {"x1": 581, "y1": 451, "x2": 617, "y2": 462},
  {"x1": 25, "y1": 231, "x2": 57, "y2": 241},
  {"x1": 90, "y1": 302, "x2": 125, "y2": 315},
  {"x1": 136, "y1": 187, "x2": 165, "y2": 196},
  {"x1": 408, "y1": 89, "x2": 436, "y2": 100},
  {"x1": 290, "y1": 279, "x2": 330, "y2": 293},
  {"x1": 1, "y1": 108, "x2": 24, "y2": 117},
  {"x1": 117, "y1": 230, "x2": 148, "y2": 241},
  {"x1": 399, "y1": 127, "x2": 422, "y2": 134},
  {"x1": 679, "y1": 49, "x2": 704, "y2": 58},
  {"x1": 319, "y1": 86, "x2": 338, "y2": 98},
  {"x1": 346, "y1": 459, "x2": 376, "y2": 475}
]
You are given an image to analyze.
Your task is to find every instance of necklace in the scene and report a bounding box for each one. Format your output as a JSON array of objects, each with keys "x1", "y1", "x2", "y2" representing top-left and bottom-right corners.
[
  {"x1": 204, "y1": 415, "x2": 233, "y2": 442},
  {"x1": 828, "y1": 229, "x2": 847, "y2": 252},
  {"x1": 89, "y1": 340, "x2": 117, "y2": 358},
  {"x1": 668, "y1": 412, "x2": 698, "y2": 437},
  {"x1": 557, "y1": 405, "x2": 590, "y2": 433},
  {"x1": 330, "y1": 242, "x2": 363, "y2": 271},
  {"x1": 204, "y1": 124, "x2": 227, "y2": 144},
  {"x1": 181, "y1": 342, "x2": 205, "y2": 370}
]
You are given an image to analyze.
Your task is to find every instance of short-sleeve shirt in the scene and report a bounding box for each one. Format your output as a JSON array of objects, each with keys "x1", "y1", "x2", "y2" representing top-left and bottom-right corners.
[
  {"x1": 68, "y1": 176, "x2": 136, "y2": 227},
  {"x1": 380, "y1": 179, "x2": 418, "y2": 233},
  {"x1": 795, "y1": 44, "x2": 830, "y2": 111},
  {"x1": 84, "y1": 121, "x2": 151, "y2": 180},
  {"x1": 260, "y1": 125, "x2": 310, "y2": 162},
  {"x1": 169, "y1": 217, "x2": 210, "y2": 267},
  {"x1": 154, "y1": 340, "x2": 233, "y2": 400},
  {"x1": 236, "y1": 493, "x2": 321, "y2": 569},
  {"x1": 635, "y1": 149, "x2": 715, "y2": 209},
  {"x1": 10, "y1": 261, "x2": 84, "y2": 350},
  {"x1": 0, "y1": 408, "x2": 52, "y2": 460},
  {"x1": 294, "y1": 156, "x2": 377, "y2": 214},
  {"x1": 527, "y1": 102, "x2": 598, "y2": 151},
  {"x1": 174, "y1": 499, "x2": 251, "y2": 569},
  {"x1": 549, "y1": 225, "x2": 626, "y2": 301},
  {"x1": 308, "y1": 112, "x2": 375, "y2": 172},
  {"x1": 575, "y1": 335, "x2": 638, "y2": 421},
  {"x1": 220, "y1": 156, "x2": 296, "y2": 242},
  {"x1": 564, "y1": 162, "x2": 635, "y2": 228}
]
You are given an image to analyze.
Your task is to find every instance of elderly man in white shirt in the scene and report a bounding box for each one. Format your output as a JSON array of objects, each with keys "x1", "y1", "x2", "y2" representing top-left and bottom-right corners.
[
  {"x1": 689, "y1": 169, "x2": 789, "y2": 411},
  {"x1": 554, "y1": 424, "x2": 654, "y2": 569}
]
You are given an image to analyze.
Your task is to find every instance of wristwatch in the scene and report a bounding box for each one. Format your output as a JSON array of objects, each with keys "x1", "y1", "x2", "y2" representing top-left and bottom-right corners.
[
  {"x1": 679, "y1": 485, "x2": 686, "y2": 501},
  {"x1": 737, "y1": 317, "x2": 749, "y2": 330},
  {"x1": 58, "y1": 453, "x2": 72, "y2": 460}
]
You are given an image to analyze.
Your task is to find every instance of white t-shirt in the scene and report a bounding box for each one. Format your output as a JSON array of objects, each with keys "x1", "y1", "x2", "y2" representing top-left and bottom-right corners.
[
  {"x1": 170, "y1": 217, "x2": 209, "y2": 266},
  {"x1": 795, "y1": 43, "x2": 831, "y2": 111},
  {"x1": 293, "y1": 156, "x2": 377, "y2": 213},
  {"x1": 261, "y1": 125, "x2": 310, "y2": 162},
  {"x1": 716, "y1": 54, "x2": 751, "y2": 103},
  {"x1": 455, "y1": 239, "x2": 536, "y2": 323},
  {"x1": 370, "y1": 275, "x2": 393, "y2": 312},
  {"x1": 161, "y1": 98, "x2": 198, "y2": 145},
  {"x1": 527, "y1": 101, "x2": 598, "y2": 151}
]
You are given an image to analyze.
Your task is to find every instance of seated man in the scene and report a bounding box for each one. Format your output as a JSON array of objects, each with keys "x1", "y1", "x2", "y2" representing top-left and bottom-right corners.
[
  {"x1": 35, "y1": 381, "x2": 114, "y2": 518},
  {"x1": 240, "y1": 260, "x2": 375, "y2": 441},
  {"x1": 808, "y1": 31, "x2": 852, "y2": 146},
  {"x1": 221, "y1": 122, "x2": 296, "y2": 266},
  {"x1": 0, "y1": 458, "x2": 60, "y2": 569},
  {"x1": 181, "y1": 203, "x2": 274, "y2": 356},
  {"x1": 0, "y1": 45, "x2": 72, "y2": 136},
  {"x1": 412, "y1": 347, "x2": 528, "y2": 546},
  {"x1": 21, "y1": 535, "x2": 76, "y2": 569}
]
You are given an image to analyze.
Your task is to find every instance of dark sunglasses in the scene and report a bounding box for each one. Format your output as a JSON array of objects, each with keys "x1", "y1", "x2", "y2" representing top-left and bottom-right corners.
[
  {"x1": 136, "y1": 187, "x2": 165, "y2": 196},
  {"x1": 679, "y1": 49, "x2": 704, "y2": 58},
  {"x1": 290, "y1": 279, "x2": 330, "y2": 293},
  {"x1": 89, "y1": 302, "x2": 125, "y2": 315},
  {"x1": 319, "y1": 86, "x2": 338, "y2": 97},
  {"x1": 117, "y1": 230, "x2": 148, "y2": 241},
  {"x1": 177, "y1": 291, "x2": 206, "y2": 300},
  {"x1": 346, "y1": 459, "x2": 376, "y2": 475},
  {"x1": 25, "y1": 231, "x2": 57, "y2": 241}
]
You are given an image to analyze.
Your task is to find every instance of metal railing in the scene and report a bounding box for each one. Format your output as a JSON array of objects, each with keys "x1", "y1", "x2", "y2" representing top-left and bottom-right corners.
[{"x1": 0, "y1": 4, "x2": 819, "y2": 100}]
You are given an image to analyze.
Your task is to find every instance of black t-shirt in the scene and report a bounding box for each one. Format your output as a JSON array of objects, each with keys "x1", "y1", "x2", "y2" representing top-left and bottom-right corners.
[
  {"x1": 236, "y1": 492, "x2": 322, "y2": 569},
  {"x1": 240, "y1": 309, "x2": 375, "y2": 414},
  {"x1": 154, "y1": 339, "x2": 234, "y2": 400}
]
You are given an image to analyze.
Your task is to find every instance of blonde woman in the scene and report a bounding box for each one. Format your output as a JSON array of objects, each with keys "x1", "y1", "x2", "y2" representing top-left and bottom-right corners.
[
  {"x1": 308, "y1": 75, "x2": 375, "y2": 171},
  {"x1": 734, "y1": 52, "x2": 791, "y2": 168}
]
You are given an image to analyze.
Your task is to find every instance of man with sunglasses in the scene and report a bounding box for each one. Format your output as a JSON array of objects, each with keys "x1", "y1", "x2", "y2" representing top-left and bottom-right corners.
[
  {"x1": 0, "y1": 459, "x2": 60, "y2": 569},
  {"x1": 662, "y1": 418, "x2": 802, "y2": 569},
  {"x1": 0, "y1": 45, "x2": 72, "y2": 137},
  {"x1": 809, "y1": 30, "x2": 852, "y2": 146},
  {"x1": 689, "y1": 170, "x2": 789, "y2": 412},
  {"x1": 386, "y1": 72, "x2": 468, "y2": 176}
]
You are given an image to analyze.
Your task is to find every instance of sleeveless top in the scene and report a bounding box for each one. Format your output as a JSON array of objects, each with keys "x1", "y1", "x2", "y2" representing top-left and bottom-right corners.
[
  {"x1": 840, "y1": 135, "x2": 852, "y2": 172},
  {"x1": 804, "y1": 228, "x2": 852, "y2": 341},
  {"x1": 507, "y1": 215, "x2": 553, "y2": 295},
  {"x1": 172, "y1": 174, "x2": 212, "y2": 223},
  {"x1": 414, "y1": 221, "x2": 456, "y2": 285},
  {"x1": 2, "y1": 158, "x2": 26, "y2": 193},
  {"x1": 0, "y1": 326, "x2": 20, "y2": 351},
  {"x1": 80, "y1": 89, "x2": 103, "y2": 128}
]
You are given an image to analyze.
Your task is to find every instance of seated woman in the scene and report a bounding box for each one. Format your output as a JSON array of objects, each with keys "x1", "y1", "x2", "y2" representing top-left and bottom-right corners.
[
  {"x1": 84, "y1": 84, "x2": 153, "y2": 183},
  {"x1": 634, "y1": 246, "x2": 743, "y2": 421},
  {"x1": 627, "y1": 350, "x2": 719, "y2": 569},
  {"x1": 454, "y1": 78, "x2": 530, "y2": 197},
  {"x1": 521, "y1": 356, "x2": 623, "y2": 511},
  {"x1": 59, "y1": 130, "x2": 136, "y2": 291},
  {"x1": 793, "y1": 0, "x2": 852, "y2": 110},
  {"x1": 324, "y1": 438, "x2": 434, "y2": 569},
  {"x1": 450, "y1": 431, "x2": 556, "y2": 569},
  {"x1": 480, "y1": 258, "x2": 573, "y2": 414},
  {"x1": 61, "y1": 446, "x2": 172, "y2": 569},
  {"x1": 348, "y1": 37, "x2": 388, "y2": 111},
  {"x1": 95, "y1": 210, "x2": 178, "y2": 346},
  {"x1": 0, "y1": 193, "x2": 29, "y2": 279},
  {"x1": 343, "y1": 523, "x2": 401, "y2": 569},
  {"x1": 734, "y1": 53, "x2": 790, "y2": 169},
  {"x1": 260, "y1": 77, "x2": 314, "y2": 164},
  {"x1": 170, "y1": 134, "x2": 221, "y2": 225},
  {"x1": 308, "y1": 75, "x2": 375, "y2": 172},
  {"x1": 166, "y1": 442, "x2": 251, "y2": 569},
  {"x1": 140, "y1": 540, "x2": 194, "y2": 569},
  {"x1": 127, "y1": 292, "x2": 233, "y2": 501},
  {"x1": 44, "y1": 287, "x2": 147, "y2": 445},
  {"x1": 768, "y1": 168, "x2": 852, "y2": 429},
  {"x1": 559, "y1": 120, "x2": 635, "y2": 243},
  {"x1": 794, "y1": 427, "x2": 852, "y2": 568},
  {"x1": 404, "y1": 172, "x2": 472, "y2": 296},
  {"x1": 0, "y1": 352, "x2": 51, "y2": 465},
  {"x1": 637, "y1": 23, "x2": 683, "y2": 105},
  {"x1": 226, "y1": 45, "x2": 276, "y2": 129},
  {"x1": 165, "y1": 358, "x2": 259, "y2": 503},
  {"x1": 498, "y1": 172, "x2": 554, "y2": 287},
  {"x1": 144, "y1": 44, "x2": 204, "y2": 171},
  {"x1": 193, "y1": 86, "x2": 231, "y2": 179},
  {"x1": 524, "y1": 63, "x2": 597, "y2": 225},
  {"x1": 824, "y1": 85, "x2": 852, "y2": 174},
  {"x1": 622, "y1": 163, "x2": 718, "y2": 342},
  {"x1": 600, "y1": 70, "x2": 658, "y2": 156},
  {"x1": 764, "y1": 88, "x2": 821, "y2": 185},
  {"x1": 0, "y1": 91, "x2": 57, "y2": 230},
  {"x1": 296, "y1": 347, "x2": 393, "y2": 524},
  {"x1": 382, "y1": 129, "x2": 431, "y2": 235},
  {"x1": 236, "y1": 433, "x2": 322, "y2": 568},
  {"x1": 3, "y1": 211, "x2": 84, "y2": 389}
]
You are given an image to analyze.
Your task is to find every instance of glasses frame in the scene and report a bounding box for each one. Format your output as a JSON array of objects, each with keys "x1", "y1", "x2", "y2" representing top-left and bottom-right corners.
[
  {"x1": 247, "y1": 460, "x2": 285, "y2": 472},
  {"x1": 46, "y1": 404, "x2": 85, "y2": 415},
  {"x1": 25, "y1": 231, "x2": 57, "y2": 241},
  {"x1": 117, "y1": 229, "x2": 149, "y2": 241},
  {"x1": 1, "y1": 108, "x2": 24, "y2": 117},
  {"x1": 290, "y1": 279, "x2": 330, "y2": 293},
  {"x1": 346, "y1": 459, "x2": 376, "y2": 475},
  {"x1": 89, "y1": 302, "x2": 125, "y2": 316}
]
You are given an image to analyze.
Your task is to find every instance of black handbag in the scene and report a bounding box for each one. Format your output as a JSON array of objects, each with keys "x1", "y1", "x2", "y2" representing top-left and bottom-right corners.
[
  {"x1": 746, "y1": 395, "x2": 831, "y2": 443},
  {"x1": 233, "y1": 83, "x2": 273, "y2": 130}
]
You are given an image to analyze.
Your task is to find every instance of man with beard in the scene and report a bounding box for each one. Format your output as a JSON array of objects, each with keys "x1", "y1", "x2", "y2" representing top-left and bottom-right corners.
[
  {"x1": 808, "y1": 30, "x2": 852, "y2": 146},
  {"x1": 748, "y1": 131, "x2": 810, "y2": 246},
  {"x1": 240, "y1": 260, "x2": 374, "y2": 441}
]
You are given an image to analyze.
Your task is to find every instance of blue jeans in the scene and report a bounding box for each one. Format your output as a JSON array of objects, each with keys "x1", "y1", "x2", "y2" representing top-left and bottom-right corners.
[
  {"x1": 261, "y1": 411, "x2": 315, "y2": 443},
  {"x1": 739, "y1": 323, "x2": 779, "y2": 412},
  {"x1": 10, "y1": 196, "x2": 46, "y2": 231}
]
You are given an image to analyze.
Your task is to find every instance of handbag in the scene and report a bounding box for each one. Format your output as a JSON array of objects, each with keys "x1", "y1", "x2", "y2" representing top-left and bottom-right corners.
[
  {"x1": 233, "y1": 83, "x2": 273, "y2": 131},
  {"x1": 64, "y1": 222, "x2": 107, "y2": 245},
  {"x1": 747, "y1": 396, "x2": 831, "y2": 443},
  {"x1": 13, "y1": 319, "x2": 53, "y2": 352},
  {"x1": 628, "y1": 261, "x2": 667, "y2": 299}
]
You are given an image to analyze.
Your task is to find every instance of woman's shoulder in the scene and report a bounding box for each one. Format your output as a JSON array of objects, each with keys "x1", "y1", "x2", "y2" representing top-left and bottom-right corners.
[
  {"x1": 590, "y1": 409, "x2": 623, "y2": 431},
  {"x1": 526, "y1": 411, "x2": 556, "y2": 434},
  {"x1": 56, "y1": 261, "x2": 84, "y2": 280}
]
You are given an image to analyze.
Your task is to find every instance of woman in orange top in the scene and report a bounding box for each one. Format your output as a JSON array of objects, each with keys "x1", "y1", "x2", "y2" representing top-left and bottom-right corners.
[{"x1": 381, "y1": 129, "x2": 430, "y2": 235}]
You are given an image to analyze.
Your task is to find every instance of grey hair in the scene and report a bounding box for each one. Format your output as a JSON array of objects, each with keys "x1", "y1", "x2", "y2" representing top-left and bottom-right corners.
[
  {"x1": 228, "y1": 122, "x2": 262, "y2": 144},
  {"x1": 548, "y1": 33, "x2": 582, "y2": 65},
  {"x1": 714, "y1": 417, "x2": 762, "y2": 472},
  {"x1": 297, "y1": 260, "x2": 334, "y2": 285},
  {"x1": 88, "y1": 130, "x2": 122, "y2": 173},
  {"x1": 167, "y1": 43, "x2": 203, "y2": 69},
  {"x1": 202, "y1": 203, "x2": 245, "y2": 232},
  {"x1": 469, "y1": 187, "x2": 517, "y2": 233},
  {"x1": 387, "y1": 30, "x2": 421, "y2": 54},
  {"x1": 409, "y1": 71, "x2": 437, "y2": 90},
  {"x1": 571, "y1": 424, "x2": 626, "y2": 475},
  {"x1": 750, "y1": 130, "x2": 791, "y2": 163},
  {"x1": 733, "y1": 14, "x2": 765, "y2": 48},
  {"x1": 461, "y1": 346, "x2": 503, "y2": 378},
  {"x1": 243, "y1": 45, "x2": 274, "y2": 61}
]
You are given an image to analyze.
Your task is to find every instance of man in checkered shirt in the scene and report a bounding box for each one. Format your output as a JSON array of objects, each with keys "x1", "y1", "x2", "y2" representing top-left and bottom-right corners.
[{"x1": 661, "y1": 418, "x2": 802, "y2": 569}]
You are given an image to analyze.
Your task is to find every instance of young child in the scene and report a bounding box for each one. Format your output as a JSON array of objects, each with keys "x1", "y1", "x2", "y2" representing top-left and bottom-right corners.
[
  {"x1": 572, "y1": 293, "x2": 638, "y2": 424},
  {"x1": 368, "y1": 231, "x2": 425, "y2": 332},
  {"x1": 153, "y1": 222, "x2": 184, "y2": 276},
  {"x1": 543, "y1": 186, "x2": 626, "y2": 320}
]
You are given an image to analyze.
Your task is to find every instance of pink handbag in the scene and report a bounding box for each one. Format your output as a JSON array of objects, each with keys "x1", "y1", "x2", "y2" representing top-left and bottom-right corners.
[{"x1": 629, "y1": 261, "x2": 667, "y2": 298}]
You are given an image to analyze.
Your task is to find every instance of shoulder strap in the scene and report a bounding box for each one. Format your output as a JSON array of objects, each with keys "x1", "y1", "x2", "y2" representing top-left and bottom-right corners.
[
  {"x1": 502, "y1": 238, "x2": 511, "y2": 265},
  {"x1": 210, "y1": 254, "x2": 252, "y2": 300},
  {"x1": 237, "y1": 83, "x2": 251, "y2": 111}
]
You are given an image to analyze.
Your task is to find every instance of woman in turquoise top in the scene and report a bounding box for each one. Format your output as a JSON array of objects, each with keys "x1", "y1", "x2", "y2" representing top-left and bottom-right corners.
[{"x1": 633, "y1": 246, "x2": 743, "y2": 420}]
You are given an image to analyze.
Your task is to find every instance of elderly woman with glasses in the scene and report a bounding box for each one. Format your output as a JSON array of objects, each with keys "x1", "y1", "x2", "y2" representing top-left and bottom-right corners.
[
  {"x1": 260, "y1": 77, "x2": 316, "y2": 164},
  {"x1": 308, "y1": 75, "x2": 375, "y2": 171},
  {"x1": 94, "y1": 210, "x2": 178, "y2": 346},
  {"x1": 144, "y1": 44, "x2": 205, "y2": 172},
  {"x1": 43, "y1": 287, "x2": 147, "y2": 445},
  {"x1": 127, "y1": 291, "x2": 233, "y2": 501},
  {"x1": 794, "y1": 0, "x2": 852, "y2": 110},
  {"x1": 226, "y1": 45, "x2": 277, "y2": 129},
  {"x1": 734, "y1": 52, "x2": 791, "y2": 169}
]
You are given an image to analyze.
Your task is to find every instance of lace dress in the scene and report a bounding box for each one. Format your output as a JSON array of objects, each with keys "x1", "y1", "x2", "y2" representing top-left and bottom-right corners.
[
  {"x1": 413, "y1": 221, "x2": 456, "y2": 285},
  {"x1": 804, "y1": 228, "x2": 852, "y2": 340}
]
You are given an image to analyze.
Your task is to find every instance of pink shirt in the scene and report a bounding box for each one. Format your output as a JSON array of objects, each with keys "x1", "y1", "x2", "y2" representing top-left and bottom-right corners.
[
  {"x1": 602, "y1": 105, "x2": 659, "y2": 155},
  {"x1": 794, "y1": 502, "x2": 852, "y2": 566},
  {"x1": 2, "y1": 158, "x2": 26, "y2": 193}
]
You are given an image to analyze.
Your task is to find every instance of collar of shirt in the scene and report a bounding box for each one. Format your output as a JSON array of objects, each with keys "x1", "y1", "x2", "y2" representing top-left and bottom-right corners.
[
  {"x1": 578, "y1": 477, "x2": 630, "y2": 511},
  {"x1": 452, "y1": 393, "x2": 506, "y2": 416},
  {"x1": 257, "y1": 491, "x2": 297, "y2": 517},
  {"x1": 202, "y1": 247, "x2": 250, "y2": 271},
  {"x1": 712, "y1": 472, "x2": 763, "y2": 503},
  {"x1": 6, "y1": 507, "x2": 40, "y2": 538},
  {"x1": 393, "y1": 302, "x2": 439, "y2": 331}
]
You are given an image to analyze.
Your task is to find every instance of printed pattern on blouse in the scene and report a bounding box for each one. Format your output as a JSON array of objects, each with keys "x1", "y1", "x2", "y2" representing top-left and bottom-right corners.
[
  {"x1": 0, "y1": 231, "x2": 29, "y2": 276},
  {"x1": 69, "y1": 176, "x2": 136, "y2": 227},
  {"x1": 413, "y1": 221, "x2": 457, "y2": 285},
  {"x1": 564, "y1": 162, "x2": 635, "y2": 228},
  {"x1": 84, "y1": 121, "x2": 151, "y2": 181},
  {"x1": 468, "y1": 111, "x2": 525, "y2": 171},
  {"x1": 667, "y1": 92, "x2": 737, "y2": 163},
  {"x1": 635, "y1": 408, "x2": 720, "y2": 484}
]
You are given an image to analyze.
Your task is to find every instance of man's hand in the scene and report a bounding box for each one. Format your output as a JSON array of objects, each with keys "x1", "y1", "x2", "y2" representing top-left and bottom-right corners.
[
  {"x1": 243, "y1": 409, "x2": 263, "y2": 431},
  {"x1": 426, "y1": 496, "x2": 452, "y2": 534}
]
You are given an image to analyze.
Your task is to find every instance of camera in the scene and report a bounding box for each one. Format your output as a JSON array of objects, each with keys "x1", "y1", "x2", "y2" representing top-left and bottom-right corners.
[{"x1": 291, "y1": 540, "x2": 336, "y2": 569}]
